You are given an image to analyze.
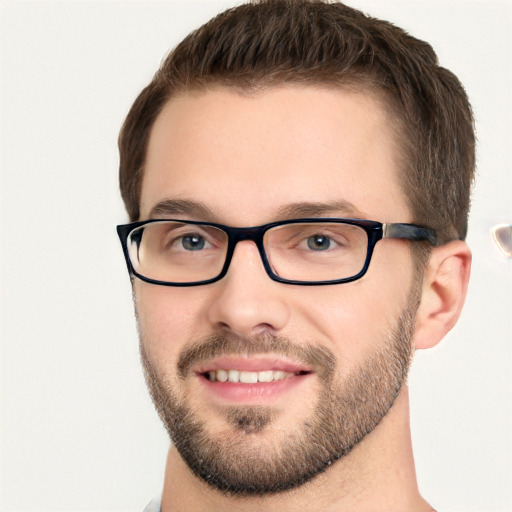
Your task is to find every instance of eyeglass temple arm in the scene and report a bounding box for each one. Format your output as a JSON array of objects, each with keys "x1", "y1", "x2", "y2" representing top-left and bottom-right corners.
[{"x1": 383, "y1": 223, "x2": 438, "y2": 245}]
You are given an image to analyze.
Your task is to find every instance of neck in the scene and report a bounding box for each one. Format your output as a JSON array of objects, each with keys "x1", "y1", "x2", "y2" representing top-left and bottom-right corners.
[{"x1": 161, "y1": 385, "x2": 433, "y2": 512}]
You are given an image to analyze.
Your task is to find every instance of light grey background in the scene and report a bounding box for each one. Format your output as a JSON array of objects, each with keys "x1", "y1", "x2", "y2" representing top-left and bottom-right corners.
[{"x1": 1, "y1": 1, "x2": 511, "y2": 511}]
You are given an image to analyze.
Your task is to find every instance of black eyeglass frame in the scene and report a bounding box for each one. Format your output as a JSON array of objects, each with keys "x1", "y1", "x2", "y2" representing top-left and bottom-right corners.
[{"x1": 117, "y1": 218, "x2": 437, "y2": 287}]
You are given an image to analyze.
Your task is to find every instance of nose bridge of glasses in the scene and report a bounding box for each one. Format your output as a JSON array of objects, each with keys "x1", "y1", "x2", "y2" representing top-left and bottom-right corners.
[
  {"x1": 227, "y1": 225, "x2": 268, "y2": 255},
  {"x1": 229, "y1": 225, "x2": 266, "y2": 242},
  {"x1": 223, "y1": 225, "x2": 270, "y2": 274}
]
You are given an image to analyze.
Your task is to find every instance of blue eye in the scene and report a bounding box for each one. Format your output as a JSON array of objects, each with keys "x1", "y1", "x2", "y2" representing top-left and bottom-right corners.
[
  {"x1": 181, "y1": 235, "x2": 206, "y2": 250},
  {"x1": 307, "y1": 235, "x2": 331, "y2": 251}
]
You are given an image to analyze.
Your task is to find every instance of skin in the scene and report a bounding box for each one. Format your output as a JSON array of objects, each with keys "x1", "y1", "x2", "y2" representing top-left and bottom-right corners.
[{"x1": 134, "y1": 86, "x2": 471, "y2": 511}]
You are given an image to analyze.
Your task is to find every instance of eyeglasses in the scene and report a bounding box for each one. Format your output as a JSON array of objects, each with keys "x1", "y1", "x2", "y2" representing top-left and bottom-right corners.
[{"x1": 117, "y1": 218, "x2": 437, "y2": 286}]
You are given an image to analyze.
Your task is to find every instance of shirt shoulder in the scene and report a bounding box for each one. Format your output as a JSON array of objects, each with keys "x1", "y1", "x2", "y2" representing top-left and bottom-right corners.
[{"x1": 143, "y1": 497, "x2": 161, "y2": 512}]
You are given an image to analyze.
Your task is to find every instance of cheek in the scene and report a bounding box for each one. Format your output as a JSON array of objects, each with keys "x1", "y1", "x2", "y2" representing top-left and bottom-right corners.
[
  {"x1": 134, "y1": 282, "x2": 205, "y2": 363},
  {"x1": 293, "y1": 285, "x2": 384, "y2": 362},
  {"x1": 294, "y1": 247, "x2": 414, "y2": 363}
]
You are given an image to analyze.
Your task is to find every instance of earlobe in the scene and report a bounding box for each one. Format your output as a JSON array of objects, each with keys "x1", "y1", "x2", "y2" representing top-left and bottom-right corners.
[{"x1": 413, "y1": 240, "x2": 472, "y2": 350}]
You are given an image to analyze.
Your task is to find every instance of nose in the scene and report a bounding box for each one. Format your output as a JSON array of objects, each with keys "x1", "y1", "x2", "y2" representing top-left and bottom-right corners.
[{"x1": 206, "y1": 240, "x2": 291, "y2": 338}]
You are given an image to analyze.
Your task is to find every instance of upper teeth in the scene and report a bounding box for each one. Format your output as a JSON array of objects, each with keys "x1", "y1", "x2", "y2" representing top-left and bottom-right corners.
[{"x1": 207, "y1": 369, "x2": 293, "y2": 383}]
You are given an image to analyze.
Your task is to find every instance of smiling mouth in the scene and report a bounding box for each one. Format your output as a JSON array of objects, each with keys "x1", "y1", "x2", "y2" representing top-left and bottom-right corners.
[
  {"x1": 195, "y1": 357, "x2": 315, "y2": 402},
  {"x1": 203, "y1": 369, "x2": 311, "y2": 383}
]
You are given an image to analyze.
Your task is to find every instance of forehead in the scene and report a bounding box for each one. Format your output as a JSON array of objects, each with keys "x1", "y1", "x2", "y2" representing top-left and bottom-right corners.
[{"x1": 140, "y1": 86, "x2": 411, "y2": 224}]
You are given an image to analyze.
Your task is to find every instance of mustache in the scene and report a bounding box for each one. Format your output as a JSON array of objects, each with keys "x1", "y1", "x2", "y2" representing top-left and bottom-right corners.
[{"x1": 177, "y1": 333, "x2": 336, "y2": 379}]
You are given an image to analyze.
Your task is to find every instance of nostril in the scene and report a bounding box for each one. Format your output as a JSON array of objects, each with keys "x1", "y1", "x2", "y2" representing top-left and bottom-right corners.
[{"x1": 252, "y1": 323, "x2": 276, "y2": 337}]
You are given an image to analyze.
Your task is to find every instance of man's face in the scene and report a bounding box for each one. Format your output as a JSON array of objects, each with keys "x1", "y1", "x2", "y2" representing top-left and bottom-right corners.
[{"x1": 135, "y1": 86, "x2": 420, "y2": 494}]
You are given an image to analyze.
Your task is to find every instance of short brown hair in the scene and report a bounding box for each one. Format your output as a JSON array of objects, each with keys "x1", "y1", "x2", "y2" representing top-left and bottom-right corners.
[{"x1": 119, "y1": 0, "x2": 475, "y2": 244}]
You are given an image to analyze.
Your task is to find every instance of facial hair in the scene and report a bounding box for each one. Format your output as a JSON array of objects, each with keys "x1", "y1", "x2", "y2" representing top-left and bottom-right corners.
[{"x1": 139, "y1": 285, "x2": 420, "y2": 496}]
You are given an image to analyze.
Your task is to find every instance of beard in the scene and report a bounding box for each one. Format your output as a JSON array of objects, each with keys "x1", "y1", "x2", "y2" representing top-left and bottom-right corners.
[{"x1": 138, "y1": 284, "x2": 420, "y2": 497}]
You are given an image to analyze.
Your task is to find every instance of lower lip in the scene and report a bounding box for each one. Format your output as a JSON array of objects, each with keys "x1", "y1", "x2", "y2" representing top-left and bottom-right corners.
[{"x1": 198, "y1": 373, "x2": 313, "y2": 403}]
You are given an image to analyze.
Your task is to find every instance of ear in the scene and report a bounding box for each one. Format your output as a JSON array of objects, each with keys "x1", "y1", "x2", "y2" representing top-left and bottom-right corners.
[{"x1": 413, "y1": 240, "x2": 472, "y2": 350}]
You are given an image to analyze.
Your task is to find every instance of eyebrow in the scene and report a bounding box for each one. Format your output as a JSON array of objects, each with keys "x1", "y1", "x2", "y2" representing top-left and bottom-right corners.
[
  {"x1": 149, "y1": 199, "x2": 215, "y2": 220},
  {"x1": 147, "y1": 198, "x2": 367, "y2": 223},
  {"x1": 276, "y1": 200, "x2": 367, "y2": 220}
]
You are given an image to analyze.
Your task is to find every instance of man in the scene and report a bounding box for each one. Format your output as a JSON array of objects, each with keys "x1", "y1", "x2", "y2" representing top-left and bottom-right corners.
[{"x1": 116, "y1": 1, "x2": 474, "y2": 510}]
